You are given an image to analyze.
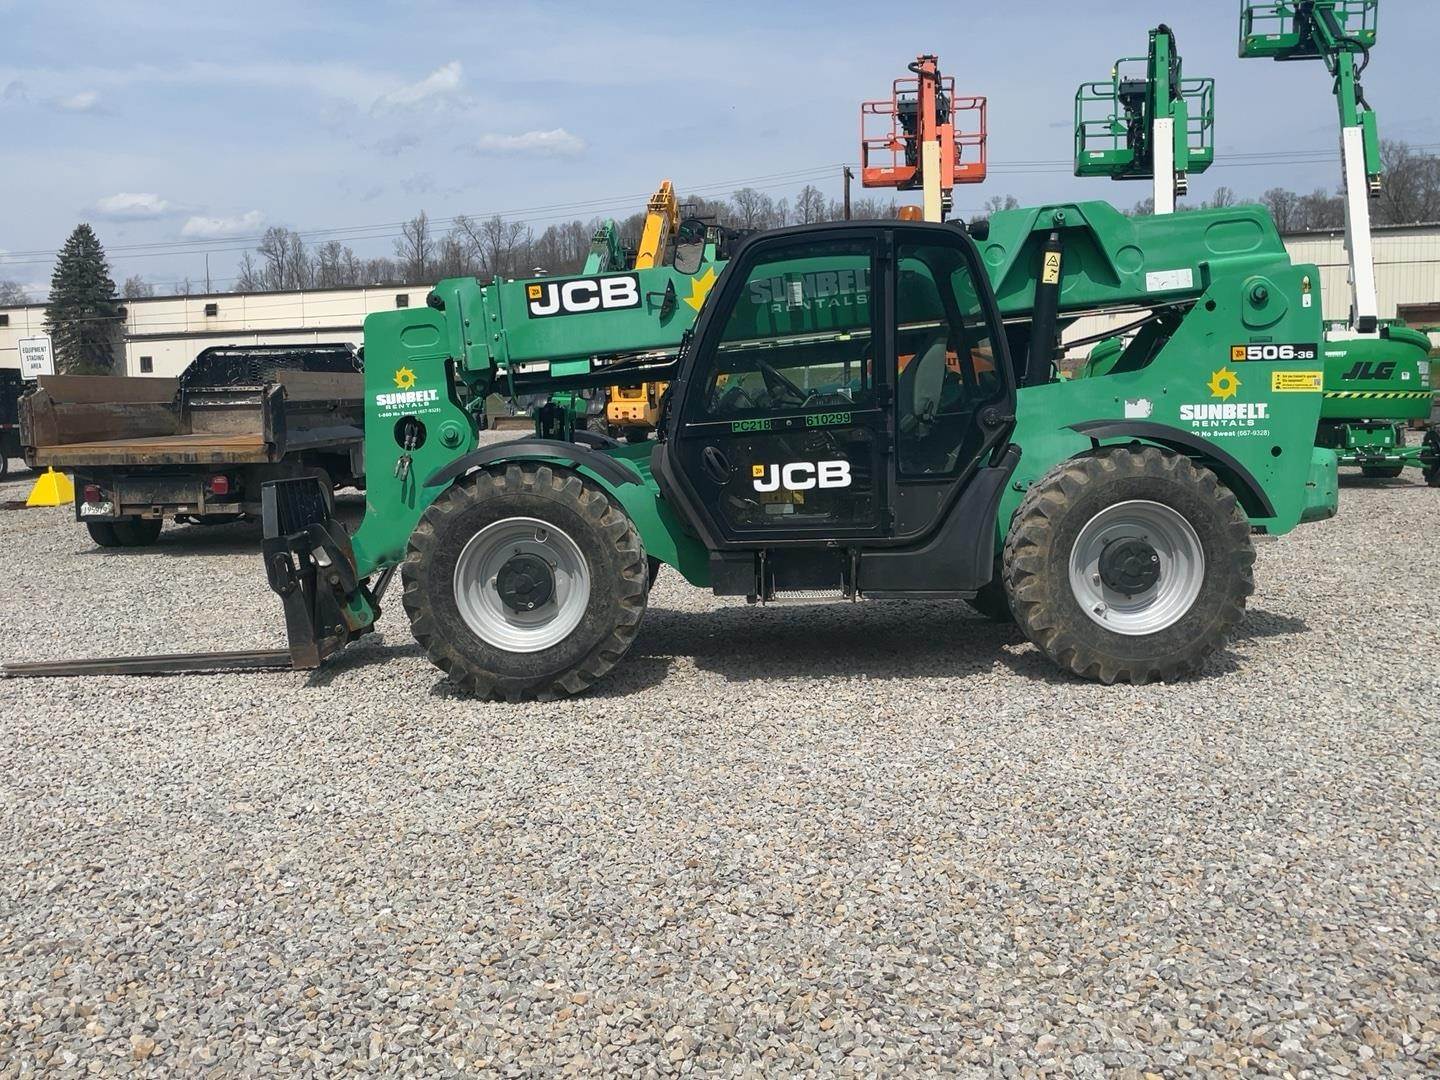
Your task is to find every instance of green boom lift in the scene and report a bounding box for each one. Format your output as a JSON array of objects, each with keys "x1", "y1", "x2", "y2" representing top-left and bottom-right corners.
[
  {"x1": 4, "y1": 203, "x2": 1339, "y2": 693},
  {"x1": 1239, "y1": 0, "x2": 1438, "y2": 482},
  {"x1": 1075, "y1": 24, "x2": 1215, "y2": 213}
]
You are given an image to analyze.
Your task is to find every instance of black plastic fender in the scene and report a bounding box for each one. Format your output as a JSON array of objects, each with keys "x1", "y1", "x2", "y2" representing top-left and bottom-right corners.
[
  {"x1": 1068, "y1": 419, "x2": 1276, "y2": 519},
  {"x1": 423, "y1": 438, "x2": 643, "y2": 490}
]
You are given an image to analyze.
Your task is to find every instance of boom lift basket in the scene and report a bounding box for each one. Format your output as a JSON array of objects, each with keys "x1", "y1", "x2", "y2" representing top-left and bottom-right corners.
[
  {"x1": 1074, "y1": 61, "x2": 1215, "y2": 180},
  {"x1": 1239, "y1": 0, "x2": 1377, "y2": 60},
  {"x1": 860, "y1": 77, "x2": 987, "y2": 189}
]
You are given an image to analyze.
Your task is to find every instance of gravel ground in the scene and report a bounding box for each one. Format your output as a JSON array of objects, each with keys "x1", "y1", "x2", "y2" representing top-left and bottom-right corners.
[{"x1": 0, "y1": 459, "x2": 1437, "y2": 1077}]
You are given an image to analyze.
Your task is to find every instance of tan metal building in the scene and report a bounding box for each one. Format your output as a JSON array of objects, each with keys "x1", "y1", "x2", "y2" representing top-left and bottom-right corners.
[{"x1": 0, "y1": 284, "x2": 423, "y2": 376}]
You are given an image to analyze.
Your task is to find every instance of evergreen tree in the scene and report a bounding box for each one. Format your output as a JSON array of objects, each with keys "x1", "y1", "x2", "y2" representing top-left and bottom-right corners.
[{"x1": 45, "y1": 224, "x2": 122, "y2": 374}]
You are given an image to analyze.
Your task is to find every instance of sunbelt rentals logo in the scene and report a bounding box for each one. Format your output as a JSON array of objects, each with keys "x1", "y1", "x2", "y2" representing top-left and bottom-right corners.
[
  {"x1": 375, "y1": 365, "x2": 440, "y2": 410},
  {"x1": 1179, "y1": 367, "x2": 1269, "y2": 430}
]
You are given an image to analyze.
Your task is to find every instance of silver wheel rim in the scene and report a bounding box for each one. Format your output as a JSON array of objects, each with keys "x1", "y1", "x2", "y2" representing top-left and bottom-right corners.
[
  {"x1": 1068, "y1": 500, "x2": 1205, "y2": 637},
  {"x1": 453, "y1": 517, "x2": 591, "y2": 653}
]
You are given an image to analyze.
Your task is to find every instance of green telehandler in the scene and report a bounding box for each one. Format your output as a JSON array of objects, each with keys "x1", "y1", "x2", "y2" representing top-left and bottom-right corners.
[
  {"x1": 4, "y1": 201, "x2": 1339, "y2": 693},
  {"x1": 229, "y1": 199, "x2": 1336, "y2": 697}
]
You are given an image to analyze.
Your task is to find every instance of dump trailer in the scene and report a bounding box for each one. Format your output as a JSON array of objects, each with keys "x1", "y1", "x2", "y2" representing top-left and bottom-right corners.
[
  {"x1": 0, "y1": 369, "x2": 22, "y2": 480},
  {"x1": 22, "y1": 344, "x2": 365, "y2": 546}
]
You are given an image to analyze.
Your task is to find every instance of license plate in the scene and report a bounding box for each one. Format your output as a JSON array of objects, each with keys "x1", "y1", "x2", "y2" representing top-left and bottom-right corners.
[{"x1": 79, "y1": 501, "x2": 114, "y2": 518}]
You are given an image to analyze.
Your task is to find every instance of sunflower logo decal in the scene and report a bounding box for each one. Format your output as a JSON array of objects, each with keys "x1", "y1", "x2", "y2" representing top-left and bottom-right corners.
[
  {"x1": 393, "y1": 367, "x2": 417, "y2": 390},
  {"x1": 1207, "y1": 367, "x2": 1241, "y2": 401}
]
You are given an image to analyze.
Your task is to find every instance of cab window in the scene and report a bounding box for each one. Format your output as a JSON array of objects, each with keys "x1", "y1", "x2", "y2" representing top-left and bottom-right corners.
[
  {"x1": 701, "y1": 237, "x2": 876, "y2": 419},
  {"x1": 895, "y1": 242, "x2": 1005, "y2": 476}
]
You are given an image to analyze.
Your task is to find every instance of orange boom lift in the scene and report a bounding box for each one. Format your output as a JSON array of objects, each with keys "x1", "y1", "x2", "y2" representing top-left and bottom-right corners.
[{"x1": 860, "y1": 54, "x2": 987, "y2": 222}]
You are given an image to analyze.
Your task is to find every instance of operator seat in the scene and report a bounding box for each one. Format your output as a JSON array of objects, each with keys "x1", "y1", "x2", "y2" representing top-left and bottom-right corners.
[{"x1": 898, "y1": 333, "x2": 948, "y2": 436}]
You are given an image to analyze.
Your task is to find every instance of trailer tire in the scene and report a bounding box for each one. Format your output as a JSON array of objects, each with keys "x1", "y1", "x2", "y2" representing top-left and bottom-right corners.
[
  {"x1": 402, "y1": 463, "x2": 649, "y2": 701},
  {"x1": 86, "y1": 521, "x2": 122, "y2": 548},
  {"x1": 112, "y1": 518, "x2": 163, "y2": 547},
  {"x1": 1003, "y1": 445, "x2": 1254, "y2": 685}
]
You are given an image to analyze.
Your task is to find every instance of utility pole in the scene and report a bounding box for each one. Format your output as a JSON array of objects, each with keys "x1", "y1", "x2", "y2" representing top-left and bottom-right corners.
[{"x1": 842, "y1": 166, "x2": 853, "y2": 220}]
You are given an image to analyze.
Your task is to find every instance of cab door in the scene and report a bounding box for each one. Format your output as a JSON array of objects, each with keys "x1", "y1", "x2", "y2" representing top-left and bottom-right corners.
[{"x1": 669, "y1": 230, "x2": 889, "y2": 545}]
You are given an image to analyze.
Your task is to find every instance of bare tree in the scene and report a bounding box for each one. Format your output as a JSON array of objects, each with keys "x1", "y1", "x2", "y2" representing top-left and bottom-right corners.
[
  {"x1": 794, "y1": 184, "x2": 827, "y2": 224},
  {"x1": 0, "y1": 279, "x2": 29, "y2": 304},
  {"x1": 121, "y1": 275, "x2": 155, "y2": 299},
  {"x1": 1295, "y1": 188, "x2": 1345, "y2": 231},
  {"x1": 394, "y1": 211, "x2": 435, "y2": 284},
  {"x1": 731, "y1": 187, "x2": 777, "y2": 229},
  {"x1": 234, "y1": 253, "x2": 264, "y2": 292},
  {"x1": 1204, "y1": 186, "x2": 1238, "y2": 209},
  {"x1": 256, "y1": 226, "x2": 311, "y2": 290},
  {"x1": 1376, "y1": 140, "x2": 1440, "y2": 226},
  {"x1": 1261, "y1": 187, "x2": 1300, "y2": 232}
]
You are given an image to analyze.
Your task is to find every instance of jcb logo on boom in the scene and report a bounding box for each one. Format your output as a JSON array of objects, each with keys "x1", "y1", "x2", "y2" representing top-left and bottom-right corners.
[
  {"x1": 526, "y1": 274, "x2": 642, "y2": 318},
  {"x1": 752, "y1": 460, "x2": 852, "y2": 492}
]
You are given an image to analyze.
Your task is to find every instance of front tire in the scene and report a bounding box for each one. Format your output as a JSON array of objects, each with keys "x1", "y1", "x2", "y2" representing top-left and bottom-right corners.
[
  {"x1": 402, "y1": 464, "x2": 648, "y2": 701},
  {"x1": 1004, "y1": 446, "x2": 1255, "y2": 685}
]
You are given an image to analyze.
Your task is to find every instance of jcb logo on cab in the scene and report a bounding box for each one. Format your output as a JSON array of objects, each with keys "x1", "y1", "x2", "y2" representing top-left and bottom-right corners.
[{"x1": 752, "y1": 461, "x2": 852, "y2": 492}]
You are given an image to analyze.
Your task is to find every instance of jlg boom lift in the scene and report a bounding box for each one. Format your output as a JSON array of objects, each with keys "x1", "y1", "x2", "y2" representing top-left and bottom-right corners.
[
  {"x1": 861, "y1": 55, "x2": 986, "y2": 221},
  {"x1": 1239, "y1": 0, "x2": 1438, "y2": 483}
]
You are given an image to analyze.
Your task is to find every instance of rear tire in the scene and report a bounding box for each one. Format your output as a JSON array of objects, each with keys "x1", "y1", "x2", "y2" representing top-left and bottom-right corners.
[
  {"x1": 112, "y1": 518, "x2": 163, "y2": 547},
  {"x1": 1004, "y1": 446, "x2": 1254, "y2": 685},
  {"x1": 402, "y1": 463, "x2": 648, "y2": 701},
  {"x1": 86, "y1": 521, "x2": 122, "y2": 548}
]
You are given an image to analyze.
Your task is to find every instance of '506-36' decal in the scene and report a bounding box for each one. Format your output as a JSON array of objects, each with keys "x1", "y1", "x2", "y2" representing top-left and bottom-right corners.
[{"x1": 1229, "y1": 343, "x2": 1319, "y2": 362}]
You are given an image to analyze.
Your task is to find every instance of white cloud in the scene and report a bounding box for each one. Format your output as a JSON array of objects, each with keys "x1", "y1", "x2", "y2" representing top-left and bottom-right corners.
[
  {"x1": 92, "y1": 192, "x2": 172, "y2": 219},
  {"x1": 53, "y1": 90, "x2": 101, "y2": 112},
  {"x1": 472, "y1": 128, "x2": 586, "y2": 157},
  {"x1": 372, "y1": 61, "x2": 464, "y2": 113},
  {"x1": 180, "y1": 210, "x2": 264, "y2": 238}
]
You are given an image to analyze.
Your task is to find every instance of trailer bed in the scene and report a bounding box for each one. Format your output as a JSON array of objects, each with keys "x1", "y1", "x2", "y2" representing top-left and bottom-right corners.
[{"x1": 31, "y1": 431, "x2": 271, "y2": 467}]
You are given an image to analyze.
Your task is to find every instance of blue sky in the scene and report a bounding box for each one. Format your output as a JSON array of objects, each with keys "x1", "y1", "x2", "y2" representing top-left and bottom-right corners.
[{"x1": 1, "y1": 0, "x2": 1435, "y2": 297}]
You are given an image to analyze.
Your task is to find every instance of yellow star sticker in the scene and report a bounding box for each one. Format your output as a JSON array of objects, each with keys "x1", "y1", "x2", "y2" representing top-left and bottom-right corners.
[
  {"x1": 393, "y1": 366, "x2": 417, "y2": 390},
  {"x1": 683, "y1": 266, "x2": 718, "y2": 312},
  {"x1": 1207, "y1": 367, "x2": 1240, "y2": 401}
]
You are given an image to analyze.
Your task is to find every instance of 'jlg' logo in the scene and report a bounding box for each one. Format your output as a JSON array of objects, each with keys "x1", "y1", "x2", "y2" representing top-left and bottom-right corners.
[
  {"x1": 1341, "y1": 360, "x2": 1397, "y2": 381},
  {"x1": 526, "y1": 274, "x2": 641, "y2": 318},
  {"x1": 752, "y1": 461, "x2": 852, "y2": 492}
]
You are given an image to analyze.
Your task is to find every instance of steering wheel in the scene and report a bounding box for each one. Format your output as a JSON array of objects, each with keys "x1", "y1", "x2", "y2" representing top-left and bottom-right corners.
[{"x1": 757, "y1": 359, "x2": 809, "y2": 406}]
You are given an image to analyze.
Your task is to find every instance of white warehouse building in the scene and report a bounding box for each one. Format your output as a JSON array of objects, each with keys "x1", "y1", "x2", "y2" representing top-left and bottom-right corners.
[
  {"x1": 0, "y1": 284, "x2": 425, "y2": 377},
  {"x1": 1, "y1": 224, "x2": 1437, "y2": 377}
]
